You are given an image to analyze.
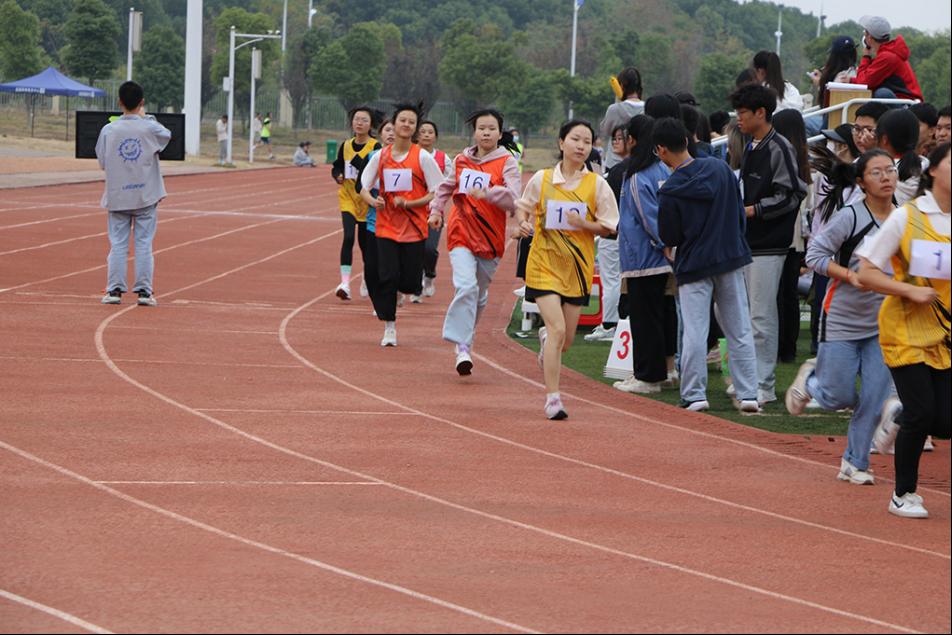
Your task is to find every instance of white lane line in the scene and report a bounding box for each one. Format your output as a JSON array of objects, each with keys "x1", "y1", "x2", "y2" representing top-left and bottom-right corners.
[
  {"x1": 0, "y1": 211, "x2": 103, "y2": 230},
  {"x1": 282, "y1": 297, "x2": 951, "y2": 562},
  {"x1": 0, "y1": 356, "x2": 299, "y2": 369},
  {"x1": 195, "y1": 408, "x2": 417, "y2": 416},
  {"x1": 475, "y1": 345, "x2": 952, "y2": 499},
  {"x1": 110, "y1": 325, "x2": 279, "y2": 335},
  {"x1": 0, "y1": 442, "x2": 538, "y2": 635},
  {"x1": 95, "y1": 480, "x2": 383, "y2": 486},
  {"x1": 0, "y1": 588, "x2": 113, "y2": 634}
]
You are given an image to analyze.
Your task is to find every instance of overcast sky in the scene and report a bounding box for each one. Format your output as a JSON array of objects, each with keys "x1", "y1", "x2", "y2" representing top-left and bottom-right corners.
[{"x1": 747, "y1": 0, "x2": 951, "y2": 34}]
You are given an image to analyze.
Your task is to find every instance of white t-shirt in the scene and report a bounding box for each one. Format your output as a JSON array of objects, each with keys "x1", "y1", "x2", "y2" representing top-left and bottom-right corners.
[
  {"x1": 360, "y1": 145, "x2": 446, "y2": 193},
  {"x1": 856, "y1": 191, "x2": 951, "y2": 271},
  {"x1": 216, "y1": 119, "x2": 228, "y2": 142},
  {"x1": 774, "y1": 81, "x2": 804, "y2": 112}
]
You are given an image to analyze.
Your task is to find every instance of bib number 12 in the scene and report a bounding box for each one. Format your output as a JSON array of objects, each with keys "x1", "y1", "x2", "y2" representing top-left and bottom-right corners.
[{"x1": 545, "y1": 200, "x2": 587, "y2": 231}]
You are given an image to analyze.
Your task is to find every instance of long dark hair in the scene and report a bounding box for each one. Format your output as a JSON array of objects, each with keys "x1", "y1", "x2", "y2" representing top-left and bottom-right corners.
[
  {"x1": 617, "y1": 67, "x2": 643, "y2": 100},
  {"x1": 876, "y1": 109, "x2": 922, "y2": 182},
  {"x1": 917, "y1": 142, "x2": 951, "y2": 196},
  {"x1": 812, "y1": 148, "x2": 892, "y2": 222},
  {"x1": 772, "y1": 109, "x2": 812, "y2": 185},
  {"x1": 818, "y1": 48, "x2": 857, "y2": 105},
  {"x1": 557, "y1": 119, "x2": 596, "y2": 160},
  {"x1": 625, "y1": 115, "x2": 657, "y2": 177},
  {"x1": 465, "y1": 108, "x2": 519, "y2": 153},
  {"x1": 753, "y1": 50, "x2": 786, "y2": 102}
]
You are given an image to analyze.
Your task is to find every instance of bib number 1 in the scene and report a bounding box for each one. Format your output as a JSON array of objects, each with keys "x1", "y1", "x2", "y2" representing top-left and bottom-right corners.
[
  {"x1": 545, "y1": 200, "x2": 587, "y2": 231},
  {"x1": 343, "y1": 162, "x2": 359, "y2": 180},
  {"x1": 383, "y1": 168, "x2": 412, "y2": 193},
  {"x1": 909, "y1": 239, "x2": 951, "y2": 280}
]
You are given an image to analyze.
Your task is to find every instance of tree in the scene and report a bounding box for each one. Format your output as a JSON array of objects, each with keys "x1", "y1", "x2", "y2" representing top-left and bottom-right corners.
[
  {"x1": 693, "y1": 51, "x2": 749, "y2": 112},
  {"x1": 284, "y1": 21, "x2": 333, "y2": 128},
  {"x1": 0, "y1": 0, "x2": 45, "y2": 80},
  {"x1": 553, "y1": 70, "x2": 611, "y2": 125},
  {"x1": 438, "y1": 19, "x2": 525, "y2": 111},
  {"x1": 311, "y1": 22, "x2": 387, "y2": 110},
  {"x1": 498, "y1": 67, "x2": 556, "y2": 136},
  {"x1": 62, "y1": 0, "x2": 120, "y2": 82},
  {"x1": 209, "y1": 8, "x2": 278, "y2": 110},
  {"x1": 134, "y1": 25, "x2": 184, "y2": 110},
  {"x1": 17, "y1": 0, "x2": 71, "y2": 63}
]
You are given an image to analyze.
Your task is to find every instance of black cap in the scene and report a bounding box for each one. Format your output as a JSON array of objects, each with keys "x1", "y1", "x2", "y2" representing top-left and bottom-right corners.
[
  {"x1": 676, "y1": 91, "x2": 699, "y2": 106},
  {"x1": 831, "y1": 35, "x2": 857, "y2": 54},
  {"x1": 821, "y1": 127, "x2": 847, "y2": 144}
]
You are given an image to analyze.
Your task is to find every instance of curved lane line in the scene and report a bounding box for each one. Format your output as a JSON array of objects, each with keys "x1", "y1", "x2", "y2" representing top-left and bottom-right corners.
[{"x1": 0, "y1": 588, "x2": 114, "y2": 634}]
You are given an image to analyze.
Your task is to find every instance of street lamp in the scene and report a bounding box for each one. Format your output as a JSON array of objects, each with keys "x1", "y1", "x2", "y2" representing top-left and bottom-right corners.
[
  {"x1": 248, "y1": 47, "x2": 261, "y2": 163},
  {"x1": 775, "y1": 7, "x2": 784, "y2": 55},
  {"x1": 126, "y1": 8, "x2": 143, "y2": 81},
  {"x1": 308, "y1": 0, "x2": 317, "y2": 28},
  {"x1": 226, "y1": 26, "x2": 281, "y2": 165}
]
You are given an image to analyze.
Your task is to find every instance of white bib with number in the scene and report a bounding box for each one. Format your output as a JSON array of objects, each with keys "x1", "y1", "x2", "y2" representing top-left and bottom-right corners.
[
  {"x1": 458, "y1": 168, "x2": 490, "y2": 194},
  {"x1": 909, "y1": 239, "x2": 951, "y2": 280},
  {"x1": 383, "y1": 168, "x2": 412, "y2": 193},
  {"x1": 344, "y1": 162, "x2": 359, "y2": 180},
  {"x1": 545, "y1": 200, "x2": 587, "y2": 231}
]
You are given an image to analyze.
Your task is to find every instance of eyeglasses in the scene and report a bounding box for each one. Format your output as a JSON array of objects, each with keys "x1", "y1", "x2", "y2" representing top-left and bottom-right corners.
[
  {"x1": 866, "y1": 166, "x2": 898, "y2": 179},
  {"x1": 852, "y1": 124, "x2": 875, "y2": 135}
]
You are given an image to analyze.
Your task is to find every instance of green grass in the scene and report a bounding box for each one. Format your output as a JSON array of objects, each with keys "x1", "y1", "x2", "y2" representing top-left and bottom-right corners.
[{"x1": 508, "y1": 300, "x2": 853, "y2": 436}]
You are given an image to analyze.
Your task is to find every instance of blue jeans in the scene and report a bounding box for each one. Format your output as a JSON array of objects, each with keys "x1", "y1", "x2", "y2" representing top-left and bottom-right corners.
[
  {"x1": 106, "y1": 204, "x2": 158, "y2": 295},
  {"x1": 806, "y1": 336, "x2": 893, "y2": 471},
  {"x1": 678, "y1": 268, "x2": 758, "y2": 403},
  {"x1": 442, "y1": 247, "x2": 499, "y2": 347}
]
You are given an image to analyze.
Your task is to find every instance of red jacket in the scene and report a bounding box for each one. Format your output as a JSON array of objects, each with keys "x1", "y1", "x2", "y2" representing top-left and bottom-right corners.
[{"x1": 852, "y1": 36, "x2": 923, "y2": 101}]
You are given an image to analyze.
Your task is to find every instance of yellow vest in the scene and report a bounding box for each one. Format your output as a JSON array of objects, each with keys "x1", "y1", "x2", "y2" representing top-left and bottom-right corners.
[
  {"x1": 878, "y1": 200, "x2": 951, "y2": 369},
  {"x1": 338, "y1": 137, "x2": 377, "y2": 222},
  {"x1": 525, "y1": 169, "x2": 599, "y2": 298}
]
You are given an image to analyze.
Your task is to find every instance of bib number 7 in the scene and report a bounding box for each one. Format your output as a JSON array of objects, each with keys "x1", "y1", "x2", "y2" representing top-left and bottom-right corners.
[
  {"x1": 545, "y1": 200, "x2": 587, "y2": 231},
  {"x1": 382, "y1": 168, "x2": 412, "y2": 193}
]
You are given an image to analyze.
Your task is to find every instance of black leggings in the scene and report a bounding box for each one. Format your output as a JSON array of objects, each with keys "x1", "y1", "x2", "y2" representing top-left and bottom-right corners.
[
  {"x1": 374, "y1": 238, "x2": 425, "y2": 321},
  {"x1": 627, "y1": 274, "x2": 677, "y2": 383},
  {"x1": 340, "y1": 213, "x2": 366, "y2": 267},
  {"x1": 424, "y1": 226, "x2": 441, "y2": 279},
  {"x1": 361, "y1": 226, "x2": 379, "y2": 301},
  {"x1": 890, "y1": 363, "x2": 951, "y2": 496}
]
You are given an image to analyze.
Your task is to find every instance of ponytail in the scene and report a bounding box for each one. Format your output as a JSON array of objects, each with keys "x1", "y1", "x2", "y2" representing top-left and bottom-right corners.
[
  {"x1": 465, "y1": 108, "x2": 519, "y2": 153},
  {"x1": 917, "y1": 142, "x2": 951, "y2": 196}
]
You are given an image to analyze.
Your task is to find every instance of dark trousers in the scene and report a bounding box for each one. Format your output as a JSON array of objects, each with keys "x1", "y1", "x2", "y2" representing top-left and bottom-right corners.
[
  {"x1": 360, "y1": 226, "x2": 379, "y2": 301},
  {"x1": 340, "y1": 213, "x2": 366, "y2": 268},
  {"x1": 516, "y1": 235, "x2": 532, "y2": 280},
  {"x1": 375, "y1": 237, "x2": 425, "y2": 321},
  {"x1": 424, "y1": 226, "x2": 441, "y2": 279},
  {"x1": 810, "y1": 274, "x2": 829, "y2": 355},
  {"x1": 777, "y1": 249, "x2": 802, "y2": 362},
  {"x1": 628, "y1": 274, "x2": 677, "y2": 383},
  {"x1": 890, "y1": 364, "x2": 951, "y2": 496}
]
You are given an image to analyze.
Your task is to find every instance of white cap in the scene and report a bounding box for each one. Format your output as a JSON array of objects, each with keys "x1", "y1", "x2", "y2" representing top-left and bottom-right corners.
[{"x1": 859, "y1": 15, "x2": 891, "y2": 40}]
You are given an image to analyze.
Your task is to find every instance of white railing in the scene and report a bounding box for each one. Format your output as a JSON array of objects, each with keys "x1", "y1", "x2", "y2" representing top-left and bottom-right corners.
[{"x1": 711, "y1": 97, "x2": 919, "y2": 148}]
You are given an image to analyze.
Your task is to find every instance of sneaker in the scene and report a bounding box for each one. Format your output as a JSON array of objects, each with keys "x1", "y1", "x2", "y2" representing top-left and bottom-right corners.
[
  {"x1": 725, "y1": 383, "x2": 736, "y2": 397},
  {"x1": 888, "y1": 492, "x2": 928, "y2": 519},
  {"x1": 335, "y1": 283, "x2": 351, "y2": 301},
  {"x1": 359, "y1": 280, "x2": 368, "y2": 298},
  {"x1": 614, "y1": 377, "x2": 662, "y2": 394},
  {"x1": 544, "y1": 395, "x2": 568, "y2": 420},
  {"x1": 422, "y1": 276, "x2": 436, "y2": 297},
  {"x1": 923, "y1": 436, "x2": 935, "y2": 452},
  {"x1": 681, "y1": 400, "x2": 710, "y2": 412},
  {"x1": 513, "y1": 285, "x2": 526, "y2": 298},
  {"x1": 455, "y1": 344, "x2": 473, "y2": 376},
  {"x1": 101, "y1": 289, "x2": 122, "y2": 305},
  {"x1": 873, "y1": 397, "x2": 902, "y2": 455},
  {"x1": 662, "y1": 369, "x2": 680, "y2": 388},
  {"x1": 737, "y1": 399, "x2": 761, "y2": 413},
  {"x1": 380, "y1": 325, "x2": 397, "y2": 347},
  {"x1": 785, "y1": 358, "x2": 816, "y2": 415},
  {"x1": 757, "y1": 389, "x2": 777, "y2": 406},
  {"x1": 410, "y1": 294, "x2": 423, "y2": 304},
  {"x1": 537, "y1": 327, "x2": 547, "y2": 369},
  {"x1": 706, "y1": 347, "x2": 721, "y2": 364},
  {"x1": 397, "y1": 293, "x2": 405, "y2": 307},
  {"x1": 583, "y1": 325, "x2": 616, "y2": 342},
  {"x1": 136, "y1": 291, "x2": 157, "y2": 307},
  {"x1": 837, "y1": 458, "x2": 875, "y2": 485}
]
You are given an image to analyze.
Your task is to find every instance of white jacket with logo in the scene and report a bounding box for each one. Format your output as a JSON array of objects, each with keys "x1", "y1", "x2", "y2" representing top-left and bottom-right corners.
[{"x1": 95, "y1": 114, "x2": 171, "y2": 212}]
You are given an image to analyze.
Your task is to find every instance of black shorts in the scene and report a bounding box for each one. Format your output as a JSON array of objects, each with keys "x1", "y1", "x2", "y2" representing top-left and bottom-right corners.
[
  {"x1": 525, "y1": 287, "x2": 589, "y2": 306},
  {"x1": 261, "y1": 137, "x2": 271, "y2": 144}
]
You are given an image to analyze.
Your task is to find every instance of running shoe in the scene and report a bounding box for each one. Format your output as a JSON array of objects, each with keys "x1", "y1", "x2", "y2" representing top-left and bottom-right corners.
[
  {"x1": 583, "y1": 325, "x2": 615, "y2": 342},
  {"x1": 537, "y1": 327, "x2": 547, "y2": 369},
  {"x1": 923, "y1": 436, "x2": 935, "y2": 452},
  {"x1": 888, "y1": 492, "x2": 928, "y2": 519},
  {"x1": 737, "y1": 400, "x2": 761, "y2": 413},
  {"x1": 513, "y1": 285, "x2": 526, "y2": 298},
  {"x1": 101, "y1": 289, "x2": 122, "y2": 305},
  {"x1": 136, "y1": 291, "x2": 157, "y2": 307},
  {"x1": 359, "y1": 280, "x2": 368, "y2": 298},
  {"x1": 455, "y1": 344, "x2": 473, "y2": 376},
  {"x1": 336, "y1": 283, "x2": 351, "y2": 301},
  {"x1": 614, "y1": 377, "x2": 661, "y2": 394},
  {"x1": 681, "y1": 400, "x2": 710, "y2": 412},
  {"x1": 410, "y1": 294, "x2": 423, "y2": 304},
  {"x1": 785, "y1": 358, "x2": 816, "y2": 415},
  {"x1": 757, "y1": 390, "x2": 777, "y2": 406},
  {"x1": 380, "y1": 325, "x2": 397, "y2": 347},
  {"x1": 725, "y1": 383, "x2": 736, "y2": 397},
  {"x1": 422, "y1": 276, "x2": 436, "y2": 297},
  {"x1": 837, "y1": 458, "x2": 875, "y2": 485},
  {"x1": 397, "y1": 293, "x2": 405, "y2": 307},
  {"x1": 544, "y1": 395, "x2": 568, "y2": 420},
  {"x1": 873, "y1": 397, "x2": 902, "y2": 455},
  {"x1": 663, "y1": 369, "x2": 680, "y2": 388}
]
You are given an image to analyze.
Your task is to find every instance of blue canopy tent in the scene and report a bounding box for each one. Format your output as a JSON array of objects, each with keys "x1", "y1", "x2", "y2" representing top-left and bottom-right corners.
[{"x1": 0, "y1": 66, "x2": 106, "y2": 138}]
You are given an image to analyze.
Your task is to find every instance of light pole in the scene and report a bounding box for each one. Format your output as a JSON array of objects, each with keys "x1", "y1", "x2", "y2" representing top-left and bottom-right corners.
[
  {"x1": 281, "y1": 0, "x2": 288, "y2": 52},
  {"x1": 775, "y1": 7, "x2": 783, "y2": 55},
  {"x1": 308, "y1": 0, "x2": 316, "y2": 28},
  {"x1": 248, "y1": 47, "x2": 261, "y2": 163},
  {"x1": 126, "y1": 8, "x2": 142, "y2": 81},
  {"x1": 568, "y1": 0, "x2": 581, "y2": 119},
  {"x1": 226, "y1": 26, "x2": 281, "y2": 165}
]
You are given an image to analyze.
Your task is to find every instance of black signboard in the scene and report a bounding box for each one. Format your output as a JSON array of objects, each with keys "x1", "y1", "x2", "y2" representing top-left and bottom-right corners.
[{"x1": 75, "y1": 111, "x2": 186, "y2": 161}]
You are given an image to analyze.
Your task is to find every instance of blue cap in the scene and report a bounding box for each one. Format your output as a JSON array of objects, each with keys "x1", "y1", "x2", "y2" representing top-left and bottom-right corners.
[{"x1": 831, "y1": 35, "x2": 857, "y2": 54}]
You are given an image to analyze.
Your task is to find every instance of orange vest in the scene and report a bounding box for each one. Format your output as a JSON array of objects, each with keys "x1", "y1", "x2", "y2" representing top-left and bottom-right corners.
[
  {"x1": 446, "y1": 153, "x2": 510, "y2": 259},
  {"x1": 375, "y1": 144, "x2": 430, "y2": 243}
]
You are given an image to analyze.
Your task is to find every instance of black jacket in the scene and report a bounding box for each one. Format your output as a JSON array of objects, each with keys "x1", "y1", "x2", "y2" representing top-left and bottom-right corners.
[{"x1": 739, "y1": 127, "x2": 807, "y2": 255}]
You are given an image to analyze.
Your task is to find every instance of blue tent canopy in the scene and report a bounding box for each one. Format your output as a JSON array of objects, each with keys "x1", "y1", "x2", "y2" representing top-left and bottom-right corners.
[{"x1": 0, "y1": 66, "x2": 105, "y2": 98}]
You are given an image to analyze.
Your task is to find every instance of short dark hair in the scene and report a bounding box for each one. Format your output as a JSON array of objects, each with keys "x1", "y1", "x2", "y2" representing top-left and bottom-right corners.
[
  {"x1": 392, "y1": 102, "x2": 422, "y2": 124},
  {"x1": 558, "y1": 119, "x2": 595, "y2": 142},
  {"x1": 730, "y1": 84, "x2": 777, "y2": 122},
  {"x1": 118, "y1": 81, "x2": 144, "y2": 111},
  {"x1": 653, "y1": 117, "x2": 689, "y2": 153},
  {"x1": 418, "y1": 119, "x2": 439, "y2": 137},
  {"x1": 918, "y1": 142, "x2": 951, "y2": 195},
  {"x1": 855, "y1": 101, "x2": 889, "y2": 122},
  {"x1": 679, "y1": 104, "x2": 700, "y2": 135},
  {"x1": 709, "y1": 111, "x2": 731, "y2": 135},
  {"x1": 644, "y1": 94, "x2": 681, "y2": 119},
  {"x1": 348, "y1": 105, "x2": 376, "y2": 127},
  {"x1": 910, "y1": 103, "x2": 939, "y2": 127},
  {"x1": 876, "y1": 109, "x2": 922, "y2": 181},
  {"x1": 940, "y1": 105, "x2": 952, "y2": 119}
]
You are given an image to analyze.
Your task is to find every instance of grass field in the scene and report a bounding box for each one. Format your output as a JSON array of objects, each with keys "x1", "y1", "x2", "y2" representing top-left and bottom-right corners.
[{"x1": 507, "y1": 299, "x2": 854, "y2": 436}]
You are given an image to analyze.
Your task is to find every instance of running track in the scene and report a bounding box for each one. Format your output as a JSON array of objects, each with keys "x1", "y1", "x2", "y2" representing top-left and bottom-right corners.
[{"x1": 1, "y1": 168, "x2": 949, "y2": 633}]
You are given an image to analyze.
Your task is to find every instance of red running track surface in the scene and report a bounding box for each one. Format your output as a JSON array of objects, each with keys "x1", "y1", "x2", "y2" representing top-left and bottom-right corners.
[{"x1": 1, "y1": 168, "x2": 949, "y2": 633}]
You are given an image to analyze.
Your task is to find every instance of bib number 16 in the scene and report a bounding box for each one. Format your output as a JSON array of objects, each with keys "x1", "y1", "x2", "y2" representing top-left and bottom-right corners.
[
  {"x1": 545, "y1": 200, "x2": 587, "y2": 231},
  {"x1": 458, "y1": 168, "x2": 489, "y2": 194}
]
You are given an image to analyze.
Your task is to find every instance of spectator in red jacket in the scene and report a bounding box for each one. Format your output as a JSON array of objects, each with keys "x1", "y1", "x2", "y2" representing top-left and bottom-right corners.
[{"x1": 851, "y1": 16, "x2": 923, "y2": 102}]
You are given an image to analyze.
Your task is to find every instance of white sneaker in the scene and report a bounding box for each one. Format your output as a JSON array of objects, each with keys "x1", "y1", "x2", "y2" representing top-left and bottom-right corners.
[
  {"x1": 359, "y1": 280, "x2": 368, "y2": 298},
  {"x1": 663, "y1": 369, "x2": 679, "y2": 388},
  {"x1": 923, "y1": 436, "x2": 935, "y2": 452},
  {"x1": 737, "y1": 399, "x2": 761, "y2": 413},
  {"x1": 725, "y1": 383, "x2": 736, "y2": 397},
  {"x1": 785, "y1": 358, "x2": 816, "y2": 415},
  {"x1": 336, "y1": 283, "x2": 351, "y2": 301},
  {"x1": 537, "y1": 327, "x2": 547, "y2": 369},
  {"x1": 873, "y1": 397, "x2": 902, "y2": 455},
  {"x1": 422, "y1": 276, "x2": 436, "y2": 297},
  {"x1": 888, "y1": 492, "x2": 928, "y2": 518},
  {"x1": 380, "y1": 325, "x2": 397, "y2": 347},
  {"x1": 614, "y1": 377, "x2": 661, "y2": 394},
  {"x1": 101, "y1": 289, "x2": 122, "y2": 305},
  {"x1": 583, "y1": 325, "x2": 616, "y2": 342},
  {"x1": 136, "y1": 291, "x2": 157, "y2": 307},
  {"x1": 410, "y1": 294, "x2": 423, "y2": 304},
  {"x1": 513, "y1": 286, "x2": 526, "y2": 298},
  {"x1": 455, "y1": 344, "x2": 473, "y2": 376},
  {"x1": 837, "y1": 458, "x2": 875, "y2": 485},
  {"x1": 397, "y1": 293, "x2": 405, "y2": 307},
  {"x1": 682, "y1": 400, "x2": 710, "y2": 412},
  {"x1": 544, "y1": 395, "x2": 568, "y2": 420},
  {"x1": 757, "y1": 389, "x2": 777, "y2": 406}
]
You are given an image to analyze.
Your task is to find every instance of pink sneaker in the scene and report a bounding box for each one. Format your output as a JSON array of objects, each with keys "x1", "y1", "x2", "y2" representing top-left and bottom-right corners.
[{"x1": 544, "y1": 395, "x2": 567, "y2": 420}]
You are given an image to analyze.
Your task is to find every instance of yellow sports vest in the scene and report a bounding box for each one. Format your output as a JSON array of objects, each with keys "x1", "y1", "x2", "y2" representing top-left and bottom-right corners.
[
  {"x1": 878, "y1": 200, "x2": 951, "y2": 369},
  {"x1": 525, "y1": 169, "x2": 599, "y2": 299},
  {"x1": 338, "y1": 137, "x2": 378, "y2": 222}
]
